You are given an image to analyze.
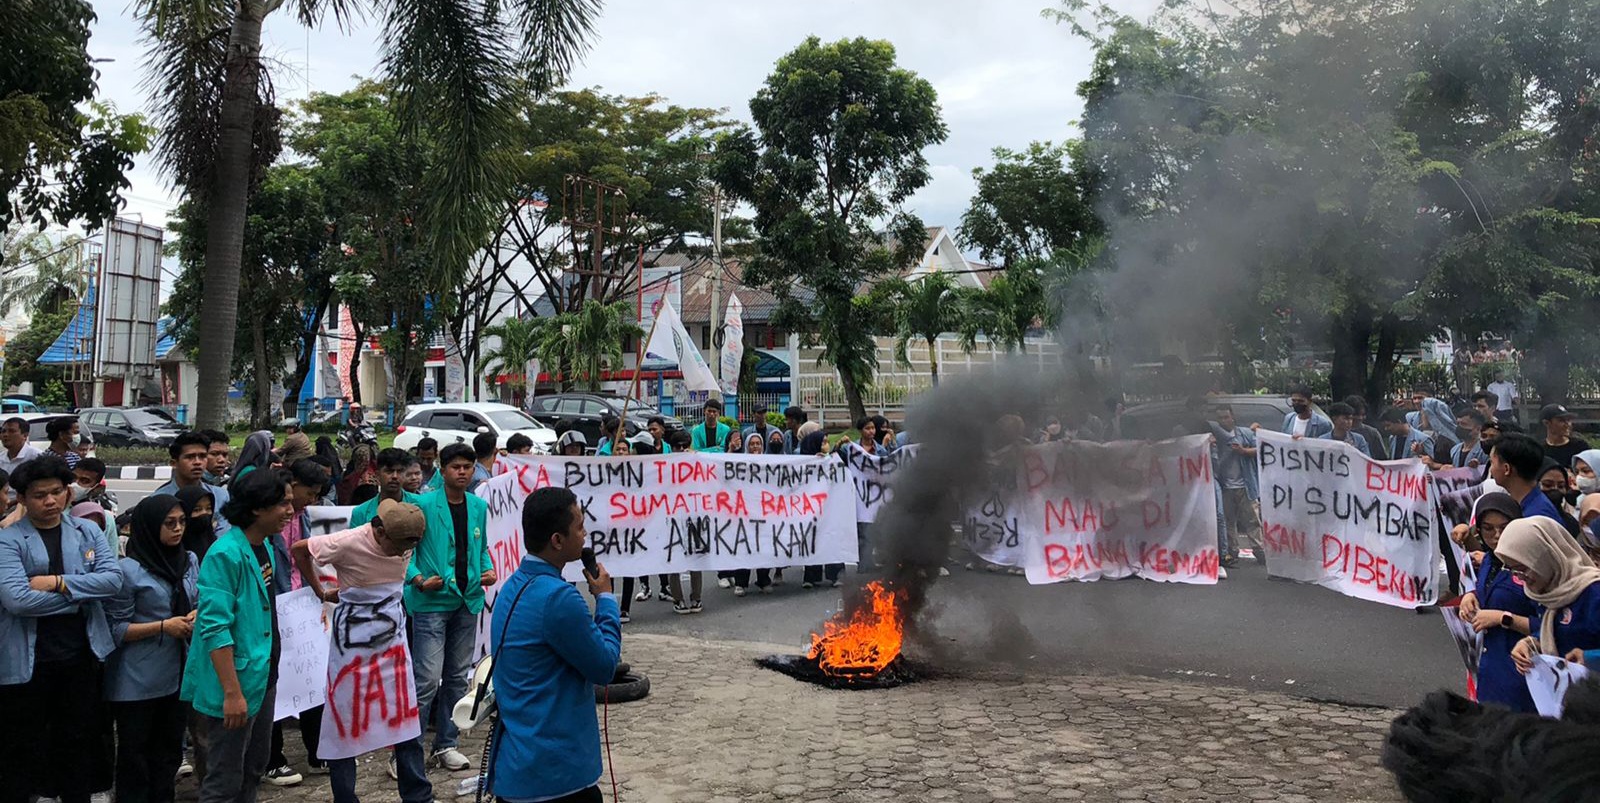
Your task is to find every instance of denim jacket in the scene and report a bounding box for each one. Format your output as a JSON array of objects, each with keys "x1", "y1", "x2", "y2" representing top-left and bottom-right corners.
[
  {"x1": 1280, "y1": 412, "x2": 1334, "y2": 439},
  {"x1": 104, "y1": 553, "x2": 199, "y2": 701},
  {"x1": 0, "y1": 514, "x2": 122, "y2": 684}
]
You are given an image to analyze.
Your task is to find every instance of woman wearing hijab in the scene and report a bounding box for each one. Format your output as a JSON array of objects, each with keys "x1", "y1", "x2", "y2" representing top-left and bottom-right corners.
[
  {"x1": 104, "y1": 495, "x2": 198, "y2": 803},
  {"x1": 1455, "y1": 493, "x2": 1538, "y2": 712},
  {"x1": 231, "y1": 430, "x2": 276, "y2": 479},
  {"x1": 730, "y1": 432, "x2": 778, "y2": 596},
  {"x1": 175, "y1": 486, "x2": 217, "y2": 563},
  {"x1": 337, "y1": 442, "x2": 377, "y2": 505},
  {"x1": 1502, "y1": 517, "x2": 1600, "y2": 676}
]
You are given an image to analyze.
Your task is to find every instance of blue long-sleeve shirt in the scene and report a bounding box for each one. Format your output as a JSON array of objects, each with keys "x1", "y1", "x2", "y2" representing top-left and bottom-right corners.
[
  {"x1": 490, "y1": 555, "x2": 621, "y2": 801},
  {"x1": 1472, "y1": 557, "x2": 1539, "y2": 712}
]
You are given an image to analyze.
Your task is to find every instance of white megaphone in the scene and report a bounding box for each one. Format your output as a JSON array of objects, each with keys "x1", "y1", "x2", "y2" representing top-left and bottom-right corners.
[{"x1": 452, "y1": 655, "x2": 496, "y2": 731}]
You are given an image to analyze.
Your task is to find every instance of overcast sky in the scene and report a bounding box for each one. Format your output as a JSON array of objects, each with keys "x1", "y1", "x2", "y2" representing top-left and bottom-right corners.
[{"x1": 87, "y1": 0, "x2": 1160, "y2": 233}]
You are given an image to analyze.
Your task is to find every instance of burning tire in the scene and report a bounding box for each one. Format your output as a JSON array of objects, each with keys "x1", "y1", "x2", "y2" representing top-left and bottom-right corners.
[{"x1": 596, "y1": 672, "x2": 650, "y2": 704}]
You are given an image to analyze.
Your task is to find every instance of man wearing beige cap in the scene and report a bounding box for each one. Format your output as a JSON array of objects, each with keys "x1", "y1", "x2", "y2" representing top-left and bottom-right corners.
[{"x1": 290, "y1": 498, "x2": 431, "y2": 803}]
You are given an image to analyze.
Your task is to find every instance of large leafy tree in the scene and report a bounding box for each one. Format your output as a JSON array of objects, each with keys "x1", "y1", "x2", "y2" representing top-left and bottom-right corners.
[
  {"x1": 166, "y1": 164, "x2": 330, "y2": 426},
  {"x1": 1056, "y1": 0, "x2": 1600, "y2": 405},
  {"x1": 0, "y1": 224, "x2": 89, "y2": 317},
  {"x1": 136, "y1": 0, "x2": 602, "y2": 428},
  {"x1": 452, "y1": 89, "x2": 737, "y2": 395},
  {"x1": 527, "y1": 301, "x2": 641, "y2": 391},
  {"x1": 714, "y1": 37, "x2": 948, "y2": 422},
  {"x1": 959, "y1": 141, "x2": 1101, "y2": 268},
  {"x1": 877, "y1": 272, "x2": 970, "y2": 386},
  {"x1": 479, "y1": 316, "x2": 541, "y2": 403},
  {"x1": 1, "y1": 0, "x2": 149, "y2": 234}
]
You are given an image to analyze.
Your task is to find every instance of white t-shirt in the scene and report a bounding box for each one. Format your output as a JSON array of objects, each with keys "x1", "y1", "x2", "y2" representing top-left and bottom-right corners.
[
  {"x1": 1487, "y1": 380, "x2": 1517, "y2": 411},
  {"x1": 0, "y1": 444, "x2": 42, "y2": 476},
  {"x1": 1291, "y1": 416, "x2": 1310, "y2": 437}
]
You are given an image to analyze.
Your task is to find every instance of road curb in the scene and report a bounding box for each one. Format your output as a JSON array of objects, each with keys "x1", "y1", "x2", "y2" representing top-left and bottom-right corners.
[{"x1": 108, "y1": 466, "x2": 174, "y2": 480}]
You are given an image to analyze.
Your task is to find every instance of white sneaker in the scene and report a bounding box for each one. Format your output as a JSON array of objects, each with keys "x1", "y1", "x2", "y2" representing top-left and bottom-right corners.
[
  {"x1": 264, "y1": 765, "x2": 303, "y2": 786},
  {"x1": 176, "y1": 758, "x2": 194, "y2": 779},
  {"x1": 91, "y1": 793, "x2": 112, "y2": 803},
  {"x1": 388, "y1": 753, "x2": 399, "y2": 780},
  {"x1": 435, "y1": 747, "x2": 472, "y2": 771},
  {"x1": 1219, "y1": 566, "x2": 1229, "y2": 579},
  {"x1": 733, "y1": 586, "x2": 747, "y2": 597},
  {"x1": 717, "y1": 577, "x2": 732, "y2": 589},
  {"x1": 634, "y1": 588, "x2": 650, "y2": 601}
]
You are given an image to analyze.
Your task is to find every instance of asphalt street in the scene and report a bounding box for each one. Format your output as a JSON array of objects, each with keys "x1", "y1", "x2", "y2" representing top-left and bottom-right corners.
[{"x1": 109, "y1": 477, "x2": 1462, "y2": 709}]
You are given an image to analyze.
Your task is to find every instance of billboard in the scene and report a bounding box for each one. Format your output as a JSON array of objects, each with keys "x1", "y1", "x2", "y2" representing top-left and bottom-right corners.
[{"x1": 93, "y1": 218, "x2": 163, "y2": 382}]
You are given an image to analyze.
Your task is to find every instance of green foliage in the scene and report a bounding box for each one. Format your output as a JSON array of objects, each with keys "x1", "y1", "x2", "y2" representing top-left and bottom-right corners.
[
  {"x1": 0, "y1": 224, "x2": 90, "y2": 317},
  {"x1": 877, "y1": 272, "x2": 971, "y2": 383},
  {"x1": 481, "y1": 316, "x2": 542, "y2": 395},
  {"x1": 3, "y1": 307, "x2": 70, "y2": 391},
  {"x1": 714, "y1": 37, "x2": 948, "y2": 422},
  {"x1": 528, "y1": 301, "x2": 642, "y2": 391},
  {"x1": 0, "y1": 0, "x2": 150, "y2": 230},
  {"x1": 35, "y1": 378, "x2": 68, "y2": 409},
  {"x1": 765, "y1": 411, "x2": 787, "y2": 429},
  {"x1": 959, "y1": 141, "x2": 1101, "y2": 267}
]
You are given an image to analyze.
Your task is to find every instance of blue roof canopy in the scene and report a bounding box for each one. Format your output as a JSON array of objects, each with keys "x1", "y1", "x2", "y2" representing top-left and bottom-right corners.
[{"x1": 37, "y1": 285, "x2": 95, "y2": 365}]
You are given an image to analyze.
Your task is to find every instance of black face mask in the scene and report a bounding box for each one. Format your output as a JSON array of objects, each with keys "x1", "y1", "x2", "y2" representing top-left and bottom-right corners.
[
  {"x1": 1548, "y1": 488, "x2": 1580, "y2": 508},
  {"x1": 1292, "y1": 402, "x2": 1310, "y2": 414}
]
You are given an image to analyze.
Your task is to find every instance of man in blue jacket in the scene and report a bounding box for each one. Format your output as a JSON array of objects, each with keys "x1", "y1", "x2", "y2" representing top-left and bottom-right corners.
[
  {"x1": 1279, "y1": 386, "x2": 1333, "y2": 439},
  {"x1": 490, "y1": 486, "x2": 621, "y2": 803}
]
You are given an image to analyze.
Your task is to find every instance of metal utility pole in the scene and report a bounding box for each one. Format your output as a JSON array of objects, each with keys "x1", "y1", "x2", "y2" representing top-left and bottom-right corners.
[
  {"x1": 710, "y1": 184, "x2": 724, "y2": 388},
  {"x1": 561, "y1": 174, "x2": 629, "y2": 307}
]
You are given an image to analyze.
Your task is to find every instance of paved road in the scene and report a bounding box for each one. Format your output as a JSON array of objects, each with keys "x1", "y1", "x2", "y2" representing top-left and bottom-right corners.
[
  {"x1": 108, "y1": 478, "x2": 164, "y2": 509},
  {"x1": 113, "y1": 476, "x2": 1461, "y2": 709},
  {"x1": 616, "y1": 561, "x2": 1462, "y2": 710}
]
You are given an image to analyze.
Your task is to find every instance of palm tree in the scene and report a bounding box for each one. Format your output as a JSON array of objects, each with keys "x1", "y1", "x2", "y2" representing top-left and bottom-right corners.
[
  {"x1": 136, "y1": 0, "x2": 603, "y2": 428},
  {"x1": 882, "y1": 272, "x2": 970, "y2": 386},
  {"x1": 528, "y1": 300, "x2": 641, "y2": 391},
  {"x1": 480, "y1": 316, "x2": 541, "y2": 402},
  {"x1": 0, "y1": 224, "x2": 88, "y2": 317}
]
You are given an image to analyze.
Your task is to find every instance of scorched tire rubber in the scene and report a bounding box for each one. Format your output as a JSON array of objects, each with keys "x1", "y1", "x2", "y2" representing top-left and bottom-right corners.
[{"x1": 596, "y1": 672, "x2": 650, "y2": 704}]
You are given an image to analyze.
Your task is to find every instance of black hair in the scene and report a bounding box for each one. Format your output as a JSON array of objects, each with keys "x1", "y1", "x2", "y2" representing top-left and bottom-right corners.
[
  {"x1": 668, "y1": 430, "x2": 692, "y2": 450},
  {"x1": 76, "y1": 457, "x2": 107, "y2": 482},
  {"x1": 349, "y1": 484, "x2": 378, "y2": 505},
  {"x1": 1457, "y1": 409, "x2": 1488, "y2": 427},
  {"x1": 855, "y1": 416, "x2": 874, "y2": 431},
  {"x1": 1343, "y1": 395, "x2": 1368, "y2": 415},
  {"x1": 522, "y1": 486, "x2": 579, "y2": 554},
  {"x1": 220, "y1": 467, "x2": 289, "y2": 528},
  {"x1": 375, "y1": 447, "x2": 411, "y2": 471},
  {"x1": 440, "y1": 442, "x2": 476, "y2": 466},
  {"x1": 169, "y1": 431, "x2": 210, "y2": 460},
  {"x1": 45, "y1": 416, "x2": 77, "y2": 440},
  {"x1": 1326, "y1": 402, "x2": 1355, "y2": 418},
  {"x1": 647, "y1": 415, "x2": 665, "y2": 429},
  {"x1": 633, "y1": 441, "x2": 657, "y2": 456},
  {"x1": 289, "y1": 459, "x2": 330, "y2": 493},
  {"x1": 1493, "y1": 433, "x2": 1546, "y2": 481},
  {"x1": 0, "y1": 469, "x2": 10, "y2": 491},
  {"x1": 201, "y1": 429, "x2": 230, "y2": 447},
  {"x1": 599, "y1": 414, "x2": 620, "y2": 436},
  {"x1": 1380, "y1": 408, "x2": 1409, "y2": 425},
  {"x1": 554, "y1": 418, "x2": 577, "y2": 436},
  {"x1": 871, "y1": 415, "x2": 891, "y2": 436},
  {"x1": 416, "y1": 437, "x2": 439, "y2": 452},
  {"x1": 784, "y1": 406, "x2": 806, "y2": 423},
  {"x1": 10, "y1": 455, "x2": 74, "y2": 494},
  {"x1": 1213, "y1": 403, "x2": 1235, "y2": 414},
  {"x1": 2, "y1": 416, "x2": 26, "y2": 434},
  {"x1": 703, "y1": 398, "x2": 722, "y2": 413},
  {"x1": 1289, "y1": 385, "x2": 1314, "y2": 400},
  {"x1": 472, "y1": 431, "x2": 497, "y2": 459},
  {"x1": 506, "y1": 433, "x2": 534, "y2": 452}
]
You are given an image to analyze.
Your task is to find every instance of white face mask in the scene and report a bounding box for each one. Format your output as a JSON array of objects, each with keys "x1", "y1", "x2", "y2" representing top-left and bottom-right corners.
[
  {"x1": 1579, "y1": 476, "x2": 1600, "y2": 494},
  {"x1": 69, "y1": 433, "x2": 82, "y2": 448},
  {"x1": 71, "y1": 484, "x2": 91, "y2": 502}
]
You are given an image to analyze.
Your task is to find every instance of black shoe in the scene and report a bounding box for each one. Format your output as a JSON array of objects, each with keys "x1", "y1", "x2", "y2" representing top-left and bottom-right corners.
[{"x1": 1221, "y1": 557, "x2": 1239, "y2": 569}]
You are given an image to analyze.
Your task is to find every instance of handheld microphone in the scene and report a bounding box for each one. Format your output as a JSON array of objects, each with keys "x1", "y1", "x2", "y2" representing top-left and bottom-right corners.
[{"x1": 581, "y1": 547, "x2": 599, "y2": 579}]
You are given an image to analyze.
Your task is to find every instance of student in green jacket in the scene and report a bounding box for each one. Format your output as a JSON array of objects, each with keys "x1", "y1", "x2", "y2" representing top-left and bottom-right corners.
[
  {"x1": 689, "y1": 398, "x2": 731, "y2": 453},
  {"x1": 403, "y1": 443, "x2": 493, "y2": 772},
  {"x1": 180, "y1": 468, "x2": 295, "y2": 803},
  {"x1": 350, "y1": 448, "x2": 427, "y2": 529}
]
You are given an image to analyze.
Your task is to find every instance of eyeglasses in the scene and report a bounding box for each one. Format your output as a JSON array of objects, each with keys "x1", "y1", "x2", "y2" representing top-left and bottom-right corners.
[{"x1": 162, "y1": 515, "x2": 186, "y2": 530}]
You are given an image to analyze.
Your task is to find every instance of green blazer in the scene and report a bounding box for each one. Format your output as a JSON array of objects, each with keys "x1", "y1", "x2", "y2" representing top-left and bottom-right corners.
[
  {"x1": 405, "y1": 488, "x2": 491, "y2": 615},
  {"x1": 180, "y1": 526, "x2": 280, "y2": 718}
]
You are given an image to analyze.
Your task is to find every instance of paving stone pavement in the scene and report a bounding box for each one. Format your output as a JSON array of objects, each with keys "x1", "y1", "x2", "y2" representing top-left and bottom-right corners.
[{"x1": 204, "y1": 633, "x2": 1403, "y2": 802}]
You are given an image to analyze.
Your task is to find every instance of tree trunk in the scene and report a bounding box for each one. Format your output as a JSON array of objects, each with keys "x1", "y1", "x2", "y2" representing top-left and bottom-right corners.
[
  {"x1": 1528, "y1": 346, "x2": 1571, "y2": 405},
  {"x1": 285, "y1": 291, "x2": 331, "y2": 411},
  {"x1": 926, "y1": 336, "x2": 939, "y2": 386},
  {"x1": 1366, "y1": 314, "x2": 1402, "y2": 410},
  {"x1": 348, "y1": 319, "x2": 364, "y2": 407},
  {"x1": 251, "y1": 314, "x2": 272, "y2": 428},
  {"x1": 841, "y1": 370, "x2": 867, "y2": 425},
  {"x1": 193, "y1": 4, "x2": 268, "y2": 429},
  {"x1": 1329, "y1": 311, "x2": 1371, "y2": 405}
]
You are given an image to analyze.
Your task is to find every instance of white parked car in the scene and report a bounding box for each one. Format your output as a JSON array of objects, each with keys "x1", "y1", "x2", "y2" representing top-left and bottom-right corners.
[{"x1": 393, "y1": 403, "x2": 558, "y2": 454}]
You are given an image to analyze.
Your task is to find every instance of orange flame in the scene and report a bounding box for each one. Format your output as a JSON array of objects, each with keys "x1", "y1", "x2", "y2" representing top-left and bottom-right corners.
[{"x1": 807, "y1": 580, "x2": 905, "y2": 676}]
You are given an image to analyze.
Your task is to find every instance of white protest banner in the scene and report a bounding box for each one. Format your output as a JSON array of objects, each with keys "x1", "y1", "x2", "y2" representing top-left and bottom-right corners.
[
  {"x1": 1432, "y1": 466, "x2": 1489, "y2": 528},
  {"x1": 838, "y1": 443, "x2": 920, "y2": 523},
  {"x1": 319, "y1": 582, "x2": 419, "y2": 760},
  {"x1": 274, "y1": 588, "x2": 330, "y2": 721},
  {"x1": 963, "y1": 460, "x2": 1024, "y2": 566},
  {"x1": 1440, "y1": 601, "x2": 1483, "y2": 701},
  {"x1": 1257, "y1": 430, "x2": 1439, "y2": 608},
  {"x1": 472, "y1": 453, "x2": 860, "y2": 657},
  {"x1": 1016, "y1": 435, "x2": 1221, "y2": 585},
  {"x1": 1526, "y1": 653, "x2": 1591, "y2": 718}
]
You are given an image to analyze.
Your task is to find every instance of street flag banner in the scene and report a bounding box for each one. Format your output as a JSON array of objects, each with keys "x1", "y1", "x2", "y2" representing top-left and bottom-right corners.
[
  {"x1": 444, "y1": 335, "x2": 467, "y2": 403},
  {"x1": 838, "y1": 443, "x2": 920, "y2": 524},
  {"x1": 644, "y1": 297, "x2": 718, "y2": 392},
  {"x1": 1016, "y1": 435, "x2": 1221, "y2": 585},
  {"x1": 273, "y1": 588, "x2": 331, "y2": 721},
  {"x1": 1257, "y1": 430, "x2": 1440, "y2": 608},
  {"x1": 719, "y1": 293, "x2": 744, "y2": 396},
  {"x1": 318, "y1": 583, "x2": 420, "y2": 760}
]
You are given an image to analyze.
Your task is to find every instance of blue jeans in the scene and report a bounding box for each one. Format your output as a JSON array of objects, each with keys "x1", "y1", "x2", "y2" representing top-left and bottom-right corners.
[
  {"x1": 329, "y1": 738, "x2": 430, "y2": 803},
  {"x1": 409, "y1": 604, "x2": 476, "y2": 753}
]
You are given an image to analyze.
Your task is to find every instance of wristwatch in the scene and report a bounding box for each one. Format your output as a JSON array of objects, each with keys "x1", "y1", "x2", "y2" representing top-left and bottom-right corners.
[{"x1": 1502, "y1": 613, "x2": 1514, "y2": 629}]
